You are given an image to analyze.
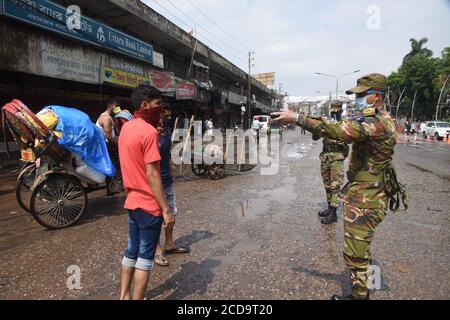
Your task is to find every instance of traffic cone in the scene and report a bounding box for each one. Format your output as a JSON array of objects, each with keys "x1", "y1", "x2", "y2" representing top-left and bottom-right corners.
[
  {"x1": 444, "y1": 133, "x2": 450, "y2": 144},
  {"x1": 444, "y1": 134, "x2": 448, "y2": 143},
  {"x1": 413, "y1": 133, "x2": 418, "y2": 144},
  {"x1": 426, "y1": 134, "x2": 432, "y2": 142}
]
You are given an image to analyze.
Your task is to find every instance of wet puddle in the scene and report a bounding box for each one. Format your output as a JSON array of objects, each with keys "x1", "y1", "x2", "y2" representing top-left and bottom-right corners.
[
  {"x1": 285, "y1": 143, "x2": 313, "y2": 159},
  {"x1": 212, "y1": 232, "x2": 259, "y2": 272},
  {"x1": 236, "y1": 183, "x2": 298, "y2": 220}
]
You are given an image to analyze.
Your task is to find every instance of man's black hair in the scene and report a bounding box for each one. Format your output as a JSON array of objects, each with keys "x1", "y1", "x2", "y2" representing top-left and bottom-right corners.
[
  {"x1": 107, "y1": 97, "x2": 121, "y2": 107},
  {"x1": 131, "y1": 84, "x2": 162, "y2": 111}
]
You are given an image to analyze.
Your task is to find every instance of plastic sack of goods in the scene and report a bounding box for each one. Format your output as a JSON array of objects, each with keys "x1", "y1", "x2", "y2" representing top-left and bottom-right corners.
[{"x1": 41, "y1": 106, "x2": 116, "y2": 182}]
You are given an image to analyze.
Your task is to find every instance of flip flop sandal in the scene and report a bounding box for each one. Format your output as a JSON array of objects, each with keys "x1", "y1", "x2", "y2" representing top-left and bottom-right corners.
[
  {"x1": 164, "y1": 246, "x2": 190, "y2": 255},
  {"x1": 155, "y1": 254, "x2": 169, "y2": 267}
]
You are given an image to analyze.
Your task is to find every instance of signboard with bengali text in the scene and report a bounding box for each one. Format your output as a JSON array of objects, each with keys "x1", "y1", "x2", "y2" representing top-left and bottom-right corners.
[
  {"x1": 176, "y1": 81, "x2": 195, "y2": 100},
  {"x1": 2, "y1": 0, "x2": 153, "y2": 63},
  {"x1": 101, "y1": 67, "x2": 150, "y2": 88}
]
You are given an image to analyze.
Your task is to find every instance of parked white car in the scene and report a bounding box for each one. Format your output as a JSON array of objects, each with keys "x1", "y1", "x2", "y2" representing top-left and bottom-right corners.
[
  {"x1": 422, "y1": 121, "x2": 450, "y2": 140},
  {"x1": 253, "y1": 115, "x2": 270, "y2": 130}
]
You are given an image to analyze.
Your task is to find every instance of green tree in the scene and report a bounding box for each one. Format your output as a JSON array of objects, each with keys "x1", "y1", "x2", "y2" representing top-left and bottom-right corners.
[
  {"x1": 388, "y1": 38, "x2": 442, "y2": 120},
  {"x1": 386, "y1": 71, "x2": 406, "y2": 116},
  {"x1": 434, "y1": 47, "x2": 450, "y2": 120},
  {"x1": 437, "y1": 47, "x2": 450, "y2": 75},
  {"x1": 403, "y1": 38, "x2": 433, "y2": 64}
]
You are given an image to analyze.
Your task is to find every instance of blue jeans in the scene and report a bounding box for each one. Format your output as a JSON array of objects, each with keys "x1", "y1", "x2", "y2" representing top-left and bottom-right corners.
[
  {"x1": 122, "y1": 210, "x2": 163, "y2": 271},
  {"x1": 164, "y1": 183, "x2": 178, "y2": 216}
]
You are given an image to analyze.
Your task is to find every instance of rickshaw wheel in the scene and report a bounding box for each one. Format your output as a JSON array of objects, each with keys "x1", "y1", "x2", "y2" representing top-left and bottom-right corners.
[
  {"x1": 30, "y1": 174, "x2": 87, "y2": 229},
  {"x1": 16, "y1": 164, "x2": 36, "y2": 213},
  {"x1": 191, "y1": 163, "x2": 208, "y2": 176},
  {"x1": 208, "y1": 164, "x2": 225, "y2": 180}
]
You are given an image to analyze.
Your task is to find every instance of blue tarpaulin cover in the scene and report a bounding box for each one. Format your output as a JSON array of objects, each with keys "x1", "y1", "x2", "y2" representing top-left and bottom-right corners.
[{"x1": 44, "y1": 106, "x2": 116, "y2": 177}]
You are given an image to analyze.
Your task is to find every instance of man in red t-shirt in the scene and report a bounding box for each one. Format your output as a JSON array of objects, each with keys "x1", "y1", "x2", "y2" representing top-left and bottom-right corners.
[{"x1": 118, "y1": 84, "x2": 175, "y2": 300}]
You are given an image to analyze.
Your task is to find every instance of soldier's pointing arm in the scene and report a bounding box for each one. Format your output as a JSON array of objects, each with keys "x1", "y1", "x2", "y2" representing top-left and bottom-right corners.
[{"x1": 301, "y1": 115, "x2": 386, "y2": 143}]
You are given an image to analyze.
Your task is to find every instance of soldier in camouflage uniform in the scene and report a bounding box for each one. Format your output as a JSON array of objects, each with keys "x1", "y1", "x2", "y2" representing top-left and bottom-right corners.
[
  {"x1": 273, "y1": 74, "x2": 402, "y2": 300},
  {"x1": 316, "y1": 101, "x2": 349, "y2": 225}
]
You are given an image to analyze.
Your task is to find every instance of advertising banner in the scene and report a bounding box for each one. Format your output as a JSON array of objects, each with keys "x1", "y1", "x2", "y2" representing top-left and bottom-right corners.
[
  {"x1": 176, "y1": 81, "x2": 195, "y2": 100},
  {"x1": 102, "y1": 67, "x2": 150, "y2": 88}
]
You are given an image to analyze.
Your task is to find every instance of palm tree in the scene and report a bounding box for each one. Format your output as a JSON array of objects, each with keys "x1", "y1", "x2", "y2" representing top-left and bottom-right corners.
[{"x1": 403, "y1": 38, "x2": 433, "y2": 64}]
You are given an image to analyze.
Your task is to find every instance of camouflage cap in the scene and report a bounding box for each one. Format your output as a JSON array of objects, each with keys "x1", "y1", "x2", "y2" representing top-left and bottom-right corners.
[
  {"x1": 330, "y1": 100, "x2": 343, "y2": 113},
  {"x1": 346, "y1": 73, "x2": 387, "y2": 95}
]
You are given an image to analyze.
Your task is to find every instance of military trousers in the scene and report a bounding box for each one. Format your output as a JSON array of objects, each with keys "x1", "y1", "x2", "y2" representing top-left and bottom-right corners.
[
  {"x1": 320, "y1": 159, "x2": 344, "y2": 208},
  {"x1": 343, "y1": 203, "x2": 386, "y2": 298}
]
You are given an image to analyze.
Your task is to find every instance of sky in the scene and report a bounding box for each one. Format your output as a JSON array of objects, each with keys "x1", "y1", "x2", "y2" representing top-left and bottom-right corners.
[{"x1": 142, "y1": 0, "x2": 450, "y2": 97}]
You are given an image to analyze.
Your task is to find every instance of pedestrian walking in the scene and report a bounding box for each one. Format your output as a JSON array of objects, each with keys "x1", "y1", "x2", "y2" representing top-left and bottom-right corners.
[{"x1": 405, "y1": 118, "x2": 412, "y2": 135}]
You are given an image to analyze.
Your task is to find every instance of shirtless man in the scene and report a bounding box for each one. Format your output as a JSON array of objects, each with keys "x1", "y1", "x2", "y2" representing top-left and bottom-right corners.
[{"x1": 97, "y1": 97, "x2": 121, "y2": 195}]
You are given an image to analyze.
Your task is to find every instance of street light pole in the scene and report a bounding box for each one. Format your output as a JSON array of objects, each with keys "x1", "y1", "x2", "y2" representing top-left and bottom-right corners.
[
  {"x1": 315, "y1": 70, "x2": 360, "y2": 100},
  {"x1": 279, "y1": 83, "x2": 284, "y2": 109},
  {"x1": 248, "y1": 51, "x2": 255, "y2": 128}
]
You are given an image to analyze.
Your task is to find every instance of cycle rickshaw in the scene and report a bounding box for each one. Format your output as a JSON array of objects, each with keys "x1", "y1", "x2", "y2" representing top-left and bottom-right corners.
[{"x1": 3, "y1": 100, "x2": 120, "y2": 229}]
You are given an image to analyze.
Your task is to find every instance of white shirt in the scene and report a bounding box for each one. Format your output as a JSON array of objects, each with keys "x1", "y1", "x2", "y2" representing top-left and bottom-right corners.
[{"x1": 96, "y1": 112, "x2": 116, "y2": 142}]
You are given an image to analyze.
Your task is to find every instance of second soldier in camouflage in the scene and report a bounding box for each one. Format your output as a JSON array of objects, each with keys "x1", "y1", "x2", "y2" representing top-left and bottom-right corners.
[{"x1": 316, "y1": 101, "x2": 349, "y2": 224}]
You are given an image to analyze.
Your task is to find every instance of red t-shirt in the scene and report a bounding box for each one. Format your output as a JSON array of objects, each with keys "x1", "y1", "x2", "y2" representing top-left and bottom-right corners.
[{"x1": 119, "y1": 118, "x2": 162, "y2": 217}]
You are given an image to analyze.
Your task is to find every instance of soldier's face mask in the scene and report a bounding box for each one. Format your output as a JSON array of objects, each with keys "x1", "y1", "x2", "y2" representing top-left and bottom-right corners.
[{"x1": 355, "y1": 90, "x2": 384, "y2": 110}]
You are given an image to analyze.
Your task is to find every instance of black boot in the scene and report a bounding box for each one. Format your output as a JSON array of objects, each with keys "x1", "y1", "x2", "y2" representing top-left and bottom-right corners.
[
  {"x1": 321, "y1": 206, "x2": 337, "y2": 224},
  {"x1": 318, "y1": 204, "x2": 331, "y2": 218},
  {"x1": 331, "y1": 293, "x2": 369, "y2": 300}
]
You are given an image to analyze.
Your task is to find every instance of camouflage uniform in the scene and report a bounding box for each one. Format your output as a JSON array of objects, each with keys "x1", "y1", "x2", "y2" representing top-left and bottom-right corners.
[
  {"x1": 319, "y1": 102, "x2": 348, "y2": 209},
  {"x1": 320, "y1": 138, "x2": 347, "y2": 208},
  {"x1": 298, "y1": 74, "x2": 397, "y2": 298}
]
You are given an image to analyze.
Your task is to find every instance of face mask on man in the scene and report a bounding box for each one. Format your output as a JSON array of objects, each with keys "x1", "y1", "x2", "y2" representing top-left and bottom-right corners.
[
  {"x1": 355, "y1": 96, "x2": 375, "y2": 110},
  {"x1": 113, "y1": 106, "x2": 122, "y2": 115},
  {"x1": 355, "y1": 90, "x2": 384, "y2": 110},
  {"x1": 134, "y1": 101, "x2": 162, "y2": 128}
]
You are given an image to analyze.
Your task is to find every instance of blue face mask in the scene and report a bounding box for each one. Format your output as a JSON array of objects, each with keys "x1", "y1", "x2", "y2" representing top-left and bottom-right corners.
[
  {"x1": 355, "y1": 97, "x2": 373, "y2": 110},
  {"x1": 355, "y1": 90, "x2": 384, "y2": 110}
]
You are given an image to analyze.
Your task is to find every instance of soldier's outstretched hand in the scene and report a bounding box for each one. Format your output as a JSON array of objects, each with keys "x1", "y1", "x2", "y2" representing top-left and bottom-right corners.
[{"x1": 271, "y1": 109, "x2": 300, "y2": 124}]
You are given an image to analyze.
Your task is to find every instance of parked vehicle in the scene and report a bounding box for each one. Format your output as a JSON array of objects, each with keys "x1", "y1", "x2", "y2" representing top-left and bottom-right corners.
[
  {"x1": 253, "y1": 115, "x2": 270, "y2": 130},
  {"x1": 422, "y1": 121, "x2": 450, "y2": 140},
  {"x1": 2, "y1": 99, "x2": 121, "y2": 229}
]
